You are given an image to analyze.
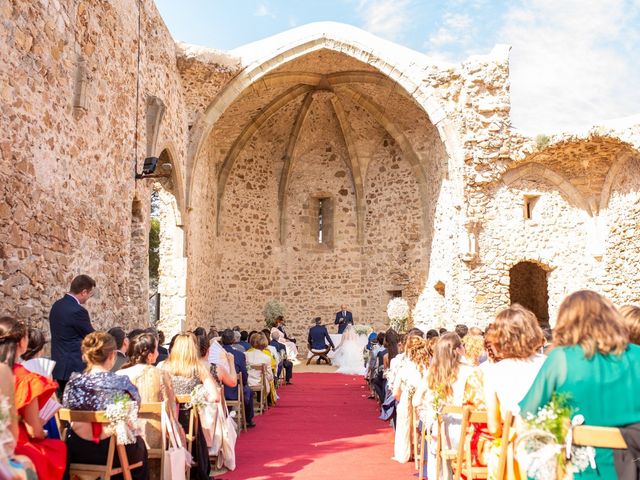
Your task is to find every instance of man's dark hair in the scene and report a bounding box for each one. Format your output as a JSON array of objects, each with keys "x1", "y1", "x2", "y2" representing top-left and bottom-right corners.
[
  {"x1": 70, "y1": 274, "x2": 96, "y2": 294},
  {"x1": 426, "y1": 329, "x2": 439, "y2": 339},
  {"x1": 221, "y1": 329, "x2": 235, "y2": 346},
  {"x1": 232, "y1": 325, "x2": 241, "y2": 332},
  {"x1": 313, "y1": 317, "x2": 321, "y2": 325},
  {"x1": 377, "y1": 331, "x2": 386, "y2": 345},
  {"x1": 439, "y1": 327, "x2": 448, "y2": 335},
  {"x1": 240, "y1": 330, "x2": 249, "y2": 341},
  {"x1": 157, "y1": 330, "x2": 166, "y2": 345},
  {"x1": 455, "y1": 324, "x2": 469, "y2": 339},
  {"x1": 261, "y1": 328, "x2": 271, "y2": 339},
  {"x1": 108, "y1": 327, "x2": 126, "y2": 350},
  {"x1": 248, "y1": 330, "x2": 258, "y2": 340},
  {"x1": 127, "y1": 328, "x2": 144, "y2": 341}
]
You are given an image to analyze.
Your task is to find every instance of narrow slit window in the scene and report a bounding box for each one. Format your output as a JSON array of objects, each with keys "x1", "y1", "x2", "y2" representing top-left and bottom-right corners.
[
  {"x1": 524, "y1": 195, "x2": 540, "y2": 220},
  {"x1": 318, "y1": 198, "x2": 324, "y2": 244}
]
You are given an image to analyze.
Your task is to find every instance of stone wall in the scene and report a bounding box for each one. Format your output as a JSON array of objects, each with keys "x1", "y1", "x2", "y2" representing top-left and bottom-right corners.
[{"x1": 0, "y1": 0, "x2": 188, "y2": 331}]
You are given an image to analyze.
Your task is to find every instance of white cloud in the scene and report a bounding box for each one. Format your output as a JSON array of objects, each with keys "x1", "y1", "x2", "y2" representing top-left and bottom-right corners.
[
  {"x1": 500, "y1": 0, "x2": 640, "y2": 132},
  {"x1": 357, "y1": 0, "x2": 412, "y2": 41},
  {"x1": 254, "y1": 3, "x2": 276, "y2": 19},
  {"x1": 428, "y1": 12, "x2": 473, "y2": 49}
]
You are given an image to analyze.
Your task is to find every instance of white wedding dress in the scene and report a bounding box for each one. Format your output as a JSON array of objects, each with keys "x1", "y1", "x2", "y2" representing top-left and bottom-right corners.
[{"x1": 333, "y1": 325, "x2": 366, "y2": 375}]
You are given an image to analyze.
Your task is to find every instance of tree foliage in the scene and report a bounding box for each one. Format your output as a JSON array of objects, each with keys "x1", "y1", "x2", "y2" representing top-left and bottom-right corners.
[{"x1": 149, "y1": 218, "x2": 160, "y2": 281}]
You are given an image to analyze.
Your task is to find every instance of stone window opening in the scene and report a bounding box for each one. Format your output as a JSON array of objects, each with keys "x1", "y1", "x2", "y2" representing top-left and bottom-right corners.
[
  {"x1": 309, "y1": 195, "x2": 334, "y2": 249},
  {"x1": 388, "y1": 289, "x2": 403, "y2": 299},
  {"x1": 523, "y1": 195, "x2": 540, "y2": 220},
  {"x1": 509, "y1": 261, "x2": 550, "y2": 325}
]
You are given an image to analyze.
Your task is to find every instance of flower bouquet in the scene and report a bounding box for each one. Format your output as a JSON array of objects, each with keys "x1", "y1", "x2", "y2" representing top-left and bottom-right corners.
[
  {"x1": 387, "y1": 297, "x2": 410, "y2": 333},
  {"x1": 354, "y1": 324, "x2": 372, "y2": 336},
  {"x1": 516, "y1": 393, "x2": 595, "y2": 480},
  {"x1": 104, "y1": 393, "x2": 140, "y2": 445}
]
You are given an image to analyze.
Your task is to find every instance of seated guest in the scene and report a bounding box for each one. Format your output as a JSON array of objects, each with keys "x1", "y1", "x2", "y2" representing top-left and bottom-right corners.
[
  {"x1": 220, "y1": 329, "x2": 256, "y2": 427},
  {"x1": 20, "y1": 326, "x2": 61, "y2": 439},
  {"x1": 520, "y1": 291, "x2": 640, "y2": 479},
  {"x1": 415, "y1": 333, "x2": 474, "y2": 480},
  {"x1": 155, "y1": 330, "x2": 169, "y2": 364},
  {"x1": 371, "y1": 332, "x2": 388, "y2": 402},
  {"x1": 307, "y1": 317, "x2": 335, "y2": 365},
  {"x1": 0, "y1": 361, "x2": 37, "y2": 478},
  {"x1": 274, "y1": 316, "x2": 296, "y2": 343},
  {"x1": 63, "y1": 331, "x2": 148, "y2": 480},
  {"x1": 620, "y1": 304, "x2": 640, "y2": 345},
  {"x1": 245, "y1": 333, "x2": 275, "y2": 401},
  {"x1": 270, "y1": 329, "x2": 293, "y2": 384},
  {"x1": 0, "y1": 317, "x2": 63, "y2": 479},
  {"x1": 193, "y1": 330, "x2": 237, "y2": 390},
  {"x1": 117, "y1": 332, "x2": 181, "y2": 478},
  {"x1": 454, "y1": 324, "x2": 469, "y2": 339},
  {"x1": 159, "y1": 333, "x2": 218, "y2": 480},
  {"x1": 231, "y1": 331, "x2": 246, "y2": 352},
  {"x1": 107, "y1": 327, "x2": 129, "y2": 372},
  {"x1": 238, "y1": 331, "x2": 251, "y2": 351},
  {"x1": 261, "y1": 328, "x2": 280, "y2": 365},
  {"x1": 483, "y1": 304, "x2": 544, "y2": 479}
]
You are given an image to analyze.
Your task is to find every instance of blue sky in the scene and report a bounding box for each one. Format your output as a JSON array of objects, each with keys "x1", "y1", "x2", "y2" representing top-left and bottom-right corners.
[{"x1": 154, "y1": 0, "x2": 640, "y2": 133}]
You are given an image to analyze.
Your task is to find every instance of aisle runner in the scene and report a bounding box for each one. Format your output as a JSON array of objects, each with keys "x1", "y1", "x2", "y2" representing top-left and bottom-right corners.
[{"x1": 222, "y1": 373, "x2": 415, "y2": 480}]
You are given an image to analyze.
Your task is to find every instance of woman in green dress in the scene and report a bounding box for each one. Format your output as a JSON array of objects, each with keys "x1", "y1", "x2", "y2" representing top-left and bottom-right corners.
[{"x1": 519, "y1": 290, "x2": 640, "y2": 479}]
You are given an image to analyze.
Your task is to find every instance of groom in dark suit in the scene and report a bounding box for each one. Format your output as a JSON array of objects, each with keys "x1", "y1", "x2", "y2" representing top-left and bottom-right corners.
[
  {"x1": 49, "y1": 274, "x2": 96, "y2": 394},
  {"x1": 308, "y1": 317, "x2": 335, "y2": 364},
  {"x1": 334, "y1": 304, "x2": 354, "y2": 334}
]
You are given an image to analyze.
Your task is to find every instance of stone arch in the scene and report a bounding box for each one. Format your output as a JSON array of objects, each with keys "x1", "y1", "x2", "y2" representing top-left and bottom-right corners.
[
  {"x1": 599, "y1": 151, "x2": 639, "y2": 211},
  {"x1": 152, "y1": 148, "x2": 187, "y2": 338},
  {"x1": 154, "y1": 142, "x2": 186, "y2": 228},
  {"x1": 501, "y1": 162, "x2": 592, "y2": 215},
  {"x1": 509, "y1": 260, "x2": 551, "y2": 325},
  {"x1": 186, "y1": 24, "x2": 454, "y2": 208}
]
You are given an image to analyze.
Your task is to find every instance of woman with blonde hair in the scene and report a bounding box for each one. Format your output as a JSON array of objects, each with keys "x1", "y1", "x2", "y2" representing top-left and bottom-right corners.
[
  {"x1": 64, "y1": 331, "x2": 149, "y2": 480},
  {"x1": 415, "y1": 333, "x2": 475, "y2": 479},
  {"x1": 245, "y1": 333, "x2": 275, "y2": 405},
  {"x1": 388, "y1": 331, "x2": 423, "y2": 463},
  {"x1": 520, "y1": 291, "x2": 640, "y2": 479},
  {"x1": 160, "y1": 333, "x2": 219, "y2": 480}
]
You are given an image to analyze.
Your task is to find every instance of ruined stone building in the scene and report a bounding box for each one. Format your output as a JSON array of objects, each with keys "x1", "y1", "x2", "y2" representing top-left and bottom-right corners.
[{"x1": 2, "y1": 0, "x2": 639, "y2": 341}]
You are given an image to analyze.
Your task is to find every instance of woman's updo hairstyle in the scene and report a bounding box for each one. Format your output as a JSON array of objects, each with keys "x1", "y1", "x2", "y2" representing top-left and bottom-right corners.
[
  {"x1": 0, "y1": 316, "x2": 27, "y2": 367},
  {"x1": 124, "y1": 332, "x2": 157, "y2": 367},
  {"x1": 82, "y1": 331, "x2": 117, "y2": 368},
  {"x1": 22, "y1": 327, "x2": 47, "y2": 361}
]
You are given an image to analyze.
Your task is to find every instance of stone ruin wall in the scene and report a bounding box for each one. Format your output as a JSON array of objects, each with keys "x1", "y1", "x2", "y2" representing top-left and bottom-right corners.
[
  {"x1": 2, "y1": 1, "x2": 639, "y2": 339},
  {"x1": 0, "y1": 0, "x2": 189, "y2": 332}
]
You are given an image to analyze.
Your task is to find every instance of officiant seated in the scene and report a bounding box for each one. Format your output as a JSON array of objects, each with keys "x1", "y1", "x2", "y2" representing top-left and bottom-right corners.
[{"x1": 307, "y1": 317, "x2": 335, "y2": 365}]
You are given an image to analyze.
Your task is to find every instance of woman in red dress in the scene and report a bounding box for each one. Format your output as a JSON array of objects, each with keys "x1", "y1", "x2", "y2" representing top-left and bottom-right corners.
[{"x1": 0, "y1": 316, "x2": 66, "y2": 479}]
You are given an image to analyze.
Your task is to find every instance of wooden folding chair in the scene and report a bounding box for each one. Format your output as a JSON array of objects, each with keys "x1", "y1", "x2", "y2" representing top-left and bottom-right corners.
[
  {"x1": 225, "y1": 373, "x2": 247, "y2": 431},
  {"x1": 435, "y1": 405, "x2": 465, "y2": 479},
  {"x1": 137, "y1": 402, "x2": 166, "y2": 479},
  {"x1": 176, "y1": 394, "x2": 199, "y2": 479},
  {"x1": 573, "y1": 425, "x2": 627, "y2": 449},
  {"x1": 58, "y1": 409, "x2": 144, "y2": 480},
  {"x1": 410, "y1": 405, "x2": 420, "y2": 470},
  {"x1": 453, "y1": 406, "x2": 489, "y2": 480},
  {"x1": 494, "y1": 411, "x2": 513, "y2": 480},
  {"x1": 248, "y1": 364, "x2": 268, "y2": 415}
]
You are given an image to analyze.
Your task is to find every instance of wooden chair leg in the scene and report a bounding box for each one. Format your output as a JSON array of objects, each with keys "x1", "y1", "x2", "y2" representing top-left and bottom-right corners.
[{"x1": 418, "y1": 422, "x2": 427, "y2": 480}]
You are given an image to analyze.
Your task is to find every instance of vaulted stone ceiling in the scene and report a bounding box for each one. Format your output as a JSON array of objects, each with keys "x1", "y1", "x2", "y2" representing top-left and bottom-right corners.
[{"x1": 205, "y1": 49, "x2": 446, "y2": 243}]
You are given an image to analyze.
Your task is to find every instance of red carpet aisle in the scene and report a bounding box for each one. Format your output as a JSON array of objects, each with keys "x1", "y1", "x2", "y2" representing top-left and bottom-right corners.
[{"x1": 221, "y1": 373, "x2": 415, "y2": 480}]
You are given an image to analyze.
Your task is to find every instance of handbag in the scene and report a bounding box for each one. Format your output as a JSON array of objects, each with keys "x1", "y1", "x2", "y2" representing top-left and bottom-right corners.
[
  {"x1": 210, "y1": 402, "x2": 238, "y2": 471},
  {"x1": 162, "y1": 403, "x2": 189, "y2": 480}
]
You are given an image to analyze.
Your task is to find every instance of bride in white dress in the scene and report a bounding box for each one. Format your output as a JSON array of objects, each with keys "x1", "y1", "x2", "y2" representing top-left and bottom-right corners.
[{"x1": 333, "y1": 325, "x2": 366, "y2": 375}]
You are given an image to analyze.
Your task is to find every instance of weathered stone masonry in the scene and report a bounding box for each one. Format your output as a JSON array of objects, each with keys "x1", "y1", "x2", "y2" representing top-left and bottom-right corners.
[{"x1": 1, "y1": 3, "x2": 638, "y2": 339}]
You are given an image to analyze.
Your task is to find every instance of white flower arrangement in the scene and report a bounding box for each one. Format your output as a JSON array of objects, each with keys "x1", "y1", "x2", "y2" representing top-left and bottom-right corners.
[
  {"x1": 187, "y1": 384, "x2": 209, "y2": 410},
  {"x1": 516, "y1": 394, "x2": 594, "y2": 480},
  {"x1": 353, "y1": 324, "x2": 372, "y2": 336},
  {"x1": 387, "y1": 297, "x2": 410, "y2": 332},
  {"x1": 104, "y1": 394, "x2": 140, "y2": 445}
]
